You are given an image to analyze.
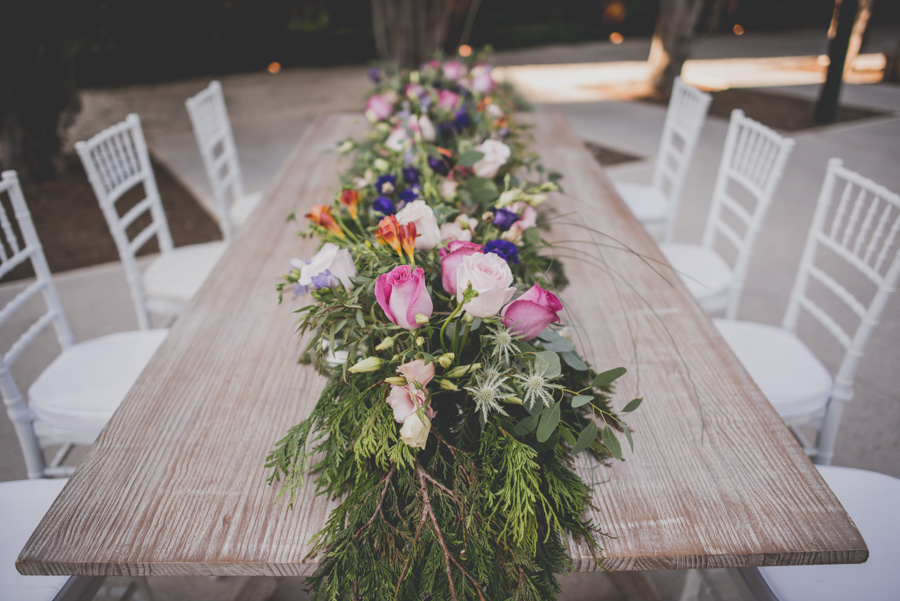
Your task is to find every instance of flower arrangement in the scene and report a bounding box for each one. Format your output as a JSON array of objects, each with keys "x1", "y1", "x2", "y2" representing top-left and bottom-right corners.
[{"x1": 266, "y1": 57, "x2": 641, "y2": 601}]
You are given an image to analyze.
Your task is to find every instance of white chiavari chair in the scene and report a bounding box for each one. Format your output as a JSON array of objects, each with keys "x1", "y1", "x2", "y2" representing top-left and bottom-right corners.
[
  {"x1": 0, "y1": 170, "x2": 167, "y2": 479},
  {"x1": 614, "y1": 77, "x2": 712, "y2": 242},
  {"x1": 75, "y1": 114, "x2": 226, "y2": 330},
  {"x1": 715, "y1": 159, "x2": 900, "y2": 465},
  {"x1": 661, "y1": 109, "x2": 795, "y2": 319},
  {"x1": 185, "y1": 81, "x2": 262, "y2": 240}
]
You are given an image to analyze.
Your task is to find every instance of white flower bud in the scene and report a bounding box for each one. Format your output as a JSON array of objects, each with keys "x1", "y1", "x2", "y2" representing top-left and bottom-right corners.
[
  {"x1": 375, "y1": 336, "x2": 396, "y2": 351},
  {"x1": 337, "y1": 140, "x2": 355, "y2": 154},
  {"x1": 415, "y1": 336, "x2": 425, "y2": 346},
  {"x1": 438, "y1": 353, "x2": 455, "y2": 368},
  {"x1": 349, "y1": 356, "x2": 384, "y2": 373},
  {"x1": 481, "y1": 211, "x2": 494, "y2": 223},
  {"x1": 373, "y1": 158, "x2": 390, "y2": 172},
  {"x1": 444, "y1": 363, "x2": 481, "y2": 378},
  {"x1": 438, "y1": 379, "x2": 458, "y2": 391},
  {"x1": 414, "y1": 313, "x2": 429, "y2": 325},
  {"x1": 384, "y1": 376, "x2": 407, "y2": 386}
]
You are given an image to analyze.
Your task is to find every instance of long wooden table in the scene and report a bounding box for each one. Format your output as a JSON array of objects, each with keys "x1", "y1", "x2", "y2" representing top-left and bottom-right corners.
[{"x1": 18, "y1": 114, "x2": 866, "y2": 583}]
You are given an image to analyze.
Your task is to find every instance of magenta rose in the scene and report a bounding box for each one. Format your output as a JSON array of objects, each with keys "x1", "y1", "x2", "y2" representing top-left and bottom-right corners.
[
  {"x1": 439, "y1": 241, "x2": 483, "y2": 294},
  {"x1": 375, "y1": 265, "x2": 433, "y2": 329},
  {"x1": 365, "y1": 94, "x2": 393, "y2": 121},
  {"x1": 501, "y1": 284, "x2": 563, "y2": 340}
]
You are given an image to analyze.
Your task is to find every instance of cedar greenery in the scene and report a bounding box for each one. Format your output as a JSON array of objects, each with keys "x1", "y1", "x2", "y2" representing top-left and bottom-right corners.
[{"x1": 265, "y1": 57, "x2": 639, "y2": 600}]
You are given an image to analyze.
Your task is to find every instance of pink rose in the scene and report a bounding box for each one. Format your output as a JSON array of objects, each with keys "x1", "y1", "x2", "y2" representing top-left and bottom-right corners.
[
  {"x1": 397, "y1": 358, "x2": 435, "y2": 388},
  {"x1": 443, "y1": 61, "x2": 466, "y2": 81},
  {"x1": 456, "y1": 252, "x2": 515, "y2": 318},
  {"x1": 385, "y1": 127, "x2": 409, "y2": 152},
  {"x1": 396, "y1": 200, "x2": 441, "y2": 250},
  {"x1": 469, "y1": 65, "x2": 495, "y2": 93},
  {"x1": 375, "y1": 265, "x2": 433, "y2": 329},
  {"x1": 439, "y1": 90, "x2": 460, "y2": 110},
  {"x1": 439, "y1": 241, "x2": 483, "y2": 294},
  {"x1": 501, "y1": 284, "x2": 563, "y2": 340},
  {"x1": 509, "y1": 201, "x2": 538, "y2": 238},
  {"x1": 365, "y1": 94, "x2": 393, "y2": 122},
  {"x1": 405, "y1": 83, "x2": 425, "y2": 100}
]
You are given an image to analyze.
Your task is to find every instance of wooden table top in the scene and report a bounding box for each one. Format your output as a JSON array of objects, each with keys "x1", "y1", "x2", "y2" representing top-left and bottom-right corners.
[{"x1": 18, "y1": 113, "x2": 866, "y2": 578}]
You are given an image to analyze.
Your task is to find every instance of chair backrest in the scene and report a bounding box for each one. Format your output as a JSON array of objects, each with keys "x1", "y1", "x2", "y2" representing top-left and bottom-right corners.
[
  {"x1": 75, "y1": 114, "x2": 173, "y2": 330},
  {"x1": 651, "y1": 77, "x2": 712, "y2": 243},
  {"x1": 0, "y1": 171, "x2": 74, "y2": 478},
  {"x1": 185, "y1": 81, "x2": 245, "y2": 240},
  {"x1": 781, "y1": 159, "x2": 900, "y2": 464},
  {"x1": 701, "y1": 109, "x2": 796, "y2": 319}
]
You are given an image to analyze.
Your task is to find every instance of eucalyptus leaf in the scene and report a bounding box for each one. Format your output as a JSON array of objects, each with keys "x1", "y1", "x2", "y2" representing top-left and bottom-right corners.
[
  {"x1": 458, "y1": 150, "x2": 485, "y2": 167},
  {"x1": 541, "y1": 337, "x2": 575, "y2": 352},
  {"x1": 536, "y1": 328, "x2": 557, "y2": 342},
  {"x1": 621, "y1": 397, "x2": 643, "y2": 413},
  {"x1": 560, "y1": 428, "x2": 576, "y2": 446},
  {"x1": 423, "y1": 144, "x2": 442, "y2": 159},
  {"x1": 522, "y1": 227, "x2": 541, "y2": 246},
  {"x1": 534, "y1": 351, "x2": 561, "y2": 378},
  {"x1": 536, "y1": 402, "x2": 560, "y2": 442},
  {"x1": 624, "y1": 427, "x2": 635, "y2": 452},
  {"x1": 561, "y1": 351, "x2": 588, "y2": 371},
  {"x1": 355, "y1": 310, "x2": 365, "y2": 328},
  {"x1": 572, "y1": 421, "x2": 598, "y2": 454},
  {"x1": 592, "y1": 367, "x2": 627, "y2": 389},
  {"x1": 514, "y1": 340, "x2": 536, "y2": 354},
  {"x1": 467, "y1": 177, "x2": 499, "y2": 204},
  {"x1": 602, "y1": 425, "x2": 622, "y2": 460},
  {"x1": 514, "y1": 414, "x2": 540, "y2": 436},
  {"x1": 525, "y1": 396, "x2": 544, "y2": 416},
  {"x1": 571, "y1": 395, "x2": 593, "y2": 408}
]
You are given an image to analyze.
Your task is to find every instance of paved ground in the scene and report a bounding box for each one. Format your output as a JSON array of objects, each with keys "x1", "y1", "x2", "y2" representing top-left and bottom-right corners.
[{"x1": 3, "y1": 26, "x2": 899, "y2": 601}]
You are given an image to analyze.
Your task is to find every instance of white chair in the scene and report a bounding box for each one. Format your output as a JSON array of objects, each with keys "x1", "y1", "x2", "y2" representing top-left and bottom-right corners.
[
  {"x1": 661, "y1": 109, "x2": 795, "y2": 319},
  {"x1": 185, "y1": 81, "x2": 262, "y2": 240},
  {"x1": 614, "y1": 77, "x2": 711, "y2": 242},
  {"x1": 2, "y1": 478, "x2": 155, "y2": 600},
  {"x1": 0, "y1": 170, "x2": 167, "y2": 478},
  {"x1": 714, "y1": 159, "x2": 900, "y2": 464},
  {"x1": 735, "y1": 465, "x2": 900, "y2": 601},
  {"x1": 75, "y1": 114, "x2": 227, "y2": 330}
]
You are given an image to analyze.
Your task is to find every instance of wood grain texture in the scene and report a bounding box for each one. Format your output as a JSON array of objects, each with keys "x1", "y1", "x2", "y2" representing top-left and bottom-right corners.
[{"x1": 18, "y1": 114, "x2": 867, "y2": 578}]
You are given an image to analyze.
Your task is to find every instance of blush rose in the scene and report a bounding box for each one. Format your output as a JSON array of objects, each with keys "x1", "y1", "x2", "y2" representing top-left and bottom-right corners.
[{"x1": 375, "y1": 265, "x2": 433, "y2": 329}]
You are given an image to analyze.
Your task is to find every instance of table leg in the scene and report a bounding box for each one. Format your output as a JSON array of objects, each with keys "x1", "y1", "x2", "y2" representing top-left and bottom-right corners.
[
  {"x1": 607, "y1": 572, "x2": 662, "y2": 601},
  {"x1": 230, "y1": 576, "x2": 280, "y2": 601},
  {"x1": 52, "y1": 576, "x2": 106, "y2": 601}
]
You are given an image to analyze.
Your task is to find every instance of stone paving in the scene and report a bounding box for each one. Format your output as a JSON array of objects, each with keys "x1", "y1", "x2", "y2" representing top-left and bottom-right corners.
[{"x1": 2, "y1": 26, "x2": 899, "y2": 601}]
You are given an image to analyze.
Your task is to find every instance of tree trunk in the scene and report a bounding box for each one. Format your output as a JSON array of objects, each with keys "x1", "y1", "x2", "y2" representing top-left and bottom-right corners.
[
  {"x1": 370, "y1": 0, "x2": 453, "y2": 69},
  {"x1": 815, "y1": 0, "x2": 859, "y2": 123},
  {"x1": 0, "y1": 2, "x2": 80, "y2": 181},
  {"x1": 647, "y1": 0, "x2": 705, "y2": 99}
]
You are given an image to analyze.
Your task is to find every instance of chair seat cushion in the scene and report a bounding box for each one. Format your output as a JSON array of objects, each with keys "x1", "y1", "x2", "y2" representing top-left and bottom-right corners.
[
  {"x1": 143, "y1": 241, "x2": 226, "y2": 306},
  {"x1": 660, "y1": 243, "x2": 732, "y2": 314},
  {"x1": 230, "y1": 191, "x2": 263, "y2": 228},
  {"x1": 758, "y1": 466, "x2": 900, "y2": 601},
  {"x1": 29, "y1": 329, "x2": 168, "y2": 436},
  {"x1": 714, "y1": 319, "x2": 832, "y2": 419},
  {"x1": 0, "y1": 478, "x2": 70, "y2": 601},
  {"x1": 613, "y1": 181, "x2": 668, "y2": 224}
]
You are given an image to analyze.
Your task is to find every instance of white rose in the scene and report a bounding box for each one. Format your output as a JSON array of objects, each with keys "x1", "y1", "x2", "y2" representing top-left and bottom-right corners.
[
  {"x1": 400, "y1": 411, "x2": 431, "y2": 449},
  {"x1": 417, "y1": 115, "x2": 436, "y2": 141},
  {"x1": 486, "y1": 103, "x2": 504, "y2": 118},
  {"x1": 396, "y1": 200, "x2": 442, "y2": 250},
  {"x1": 440, "y1": 221, "x2": 472, "y2": 242},
  {"x1": 385, "y1": 128, "x2": 408, "y2": 152},
  {"x1": 472, "y1": 139, "x2": 511, "y2": 178},
  {"x1": 455, "y1": 252, "x2": 515, "y2": 318},
  {"x1": 296, "y1": 243, "x2": 356, "y2": 290},
  {"x1": 440, "y1": 178, "x2": 459, "y2": 200}
]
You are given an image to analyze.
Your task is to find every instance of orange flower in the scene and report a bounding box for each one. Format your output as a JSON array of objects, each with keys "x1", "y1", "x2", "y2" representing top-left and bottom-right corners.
[
  {"x1": 339, "y1": 189, "x2": 359, "y2": 219},
  {"x1": 306, "y1": 205, "x2": 344, "y2": 237},
  {"x1": 375, "y1": 215, "x2": 403, "y2": 256},
  {"x1": 398, "y1": 221, "x2": 418, "y2": 259},
  {"x1": 493, "y1": 117, "x2": 508, "y2": 129},
  {"x1": 477, "y1": 97, "x2": 493, "y2": 112}
]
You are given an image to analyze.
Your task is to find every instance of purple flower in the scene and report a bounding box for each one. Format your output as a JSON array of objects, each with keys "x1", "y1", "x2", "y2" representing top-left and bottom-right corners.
[
  {"x1": 428, "y1": 155, "x2": 451, "y2": 176},
  {"x1": 484, "y1": 239, "x2": 519, "y2": 264},
  {"x1": 375, "y1": 174, "x2": 396, "y2": 195},
  {"x1": 491, "y1": 208, "x2": 520, "y2": 231},
  {"x1": 368, "y1": 67, "x2": 381, "y2": 83},
  {"x1": 399, "y1": 188, "x2": 420, "y2": 204},
  {"x1": 403, "y1": 167, "x2": 420, "y2": 183},
  {"x1": 453, "y1": 109, "x2": 470, "y2": 132},
  {"x1": 374, "y1": 196, "x2": 396, "y2": 215},
  {"x1": 499, "y1": 127, "x2": 510, "y2": 138},
  {"x1": 311, "y1": 270, "x2": 340, "y2": 290}
]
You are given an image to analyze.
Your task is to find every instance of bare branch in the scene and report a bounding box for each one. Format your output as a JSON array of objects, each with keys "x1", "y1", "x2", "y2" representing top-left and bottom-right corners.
[{"x1": 354, "y1": 465, "x2": 396, "y2": 538}]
